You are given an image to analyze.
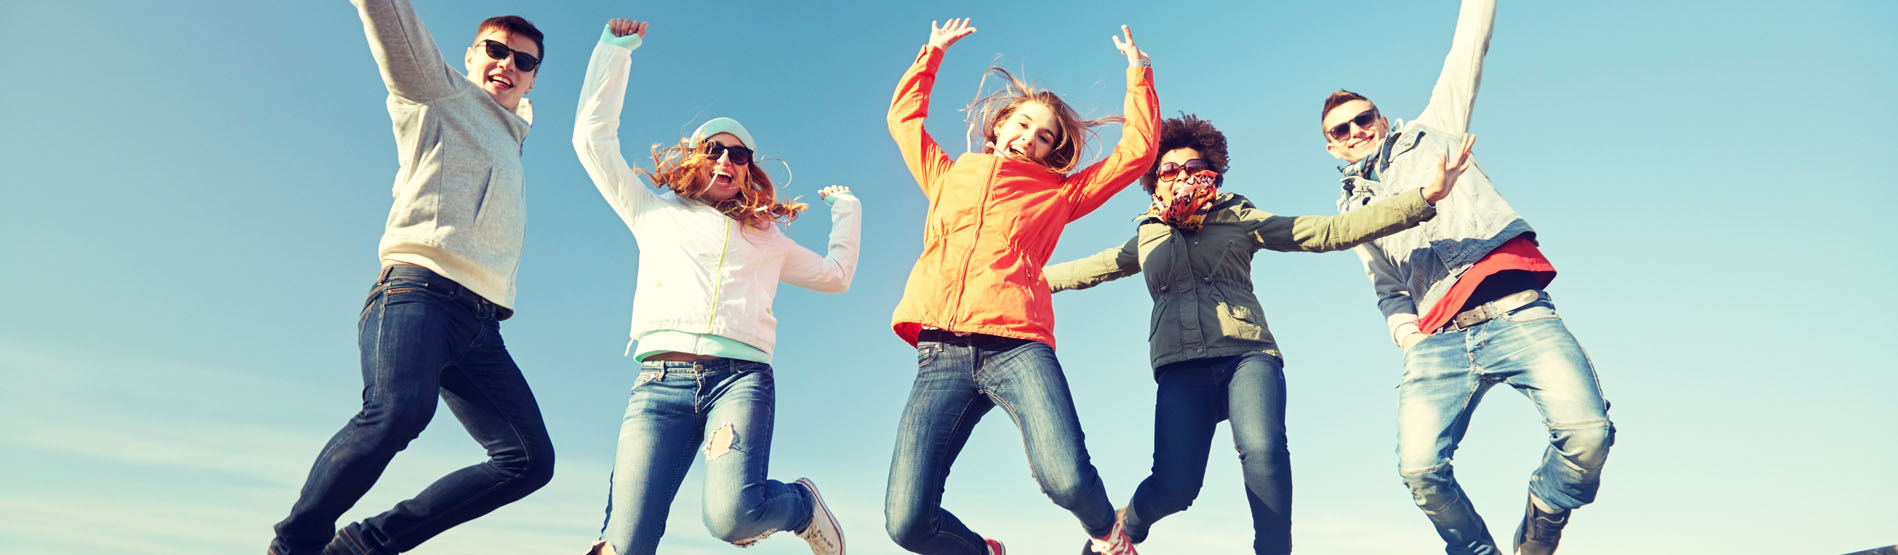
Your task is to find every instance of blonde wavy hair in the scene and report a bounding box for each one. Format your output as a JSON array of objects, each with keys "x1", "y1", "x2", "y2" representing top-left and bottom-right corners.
[
  {"x1": 636, "y1": 138, "x2": 806, "y2": 228},
  {"x1": 965, "y1": 67, "x2": 1121, "y2": 174}
]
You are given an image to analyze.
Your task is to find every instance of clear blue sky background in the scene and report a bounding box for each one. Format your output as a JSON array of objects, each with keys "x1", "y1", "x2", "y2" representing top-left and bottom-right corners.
[{"x1": 3, "y1": 1, "x2": 1893, "y2": 553}]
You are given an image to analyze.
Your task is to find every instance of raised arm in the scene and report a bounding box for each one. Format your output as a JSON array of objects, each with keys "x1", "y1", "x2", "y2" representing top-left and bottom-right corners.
[
  {"x1": 887, "y1": 19, "x2": 973, "y2": 199},
  {"x1": 780, "y1": 186, "x2": 863, "y2": 293},
  {"x1": 1414, "y1": 0, "x2": 1497, "y2": 134},
  {"x1": 1063, "y1": 25, "x2": 1160, "y2": 220},
  {"x1": 573, "y1": 20, "x2": 657, "y2": 231},
  {"x1": 1045, "y1": 236, "x2": 1141, "y2": 293},
  {"x1": 350, "y1": 0, "x2": 460, "y2": 102}
]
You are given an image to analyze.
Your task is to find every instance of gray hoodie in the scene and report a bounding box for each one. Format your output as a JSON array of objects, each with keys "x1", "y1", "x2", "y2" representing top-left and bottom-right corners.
[{"x1": 353, "y1": 0, "x2": 533, "y2": 311}]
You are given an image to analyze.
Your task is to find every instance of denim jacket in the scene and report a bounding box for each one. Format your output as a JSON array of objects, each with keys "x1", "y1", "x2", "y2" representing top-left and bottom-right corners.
[
  {"x1": 1048, "y1": 191, "x2": 1433, "y2": 373},
  {"x1": 1335, "y1": 0, "x2": 1534, "y2": 346}
]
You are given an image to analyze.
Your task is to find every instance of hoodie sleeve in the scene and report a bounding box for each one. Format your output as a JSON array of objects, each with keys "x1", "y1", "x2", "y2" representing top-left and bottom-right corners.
[
  {"x1": 1414, "y1": 0, "x2": 1496, "y2": 135},
  {"x1": 1059, "y1": 63, "x2": 1159, "y2": 222},
  {"x1": 887, "y1": 46, "x2": 957, "y2": 200},
  {"x1": 573, "y1": 41, "x2": 660, "y2": 231},
  {"x1": 350, "y1": 0, "x2": 461, "y2": 103},
  {"x1": 779, "y1": 195, "x2": 862, "y2": 293}
]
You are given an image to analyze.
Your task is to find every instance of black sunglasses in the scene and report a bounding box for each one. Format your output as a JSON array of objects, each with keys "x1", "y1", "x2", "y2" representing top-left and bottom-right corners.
[
  {"x1": 1157, "y1": 159, "x2": 1210, "y2": 180},
  {"x1": 480, "y1": 40, "x2": 541, "y2": 72},
  {"x1": 1326, "y1": 108, "x2": 1380, "y2": 142},
  {"x1": 703, "y1": 142, "x2": 754, "y2": 166}
]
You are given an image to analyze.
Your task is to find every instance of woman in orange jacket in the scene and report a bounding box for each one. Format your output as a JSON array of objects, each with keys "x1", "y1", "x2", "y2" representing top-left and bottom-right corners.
[{"x1": 880, "y1": 18, "x2": 1157, "y2": 555}]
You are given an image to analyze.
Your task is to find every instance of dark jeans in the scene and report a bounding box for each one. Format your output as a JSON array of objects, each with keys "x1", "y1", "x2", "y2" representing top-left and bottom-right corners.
[
  {"x1": 884, "y1": 332, "x2": 1117, "y2": 554},
  {"x1": 269, "y1": 265, "x2": 555, "y2": 555},
  {"x1": 1124, "y1": 352, "x2": 1292, "y2": 554}
]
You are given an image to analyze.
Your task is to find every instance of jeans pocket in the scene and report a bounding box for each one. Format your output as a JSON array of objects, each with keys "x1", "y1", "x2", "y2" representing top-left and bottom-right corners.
[
  {"x1": 916, "y1": 342, "x2": 943, "y2": 368},
  {"x1": 1501, "y1": 300, "x2": 1558, "y2": 324},
  {"x1": 632, "y1": 369, "x2": 663, "y2": 389}
]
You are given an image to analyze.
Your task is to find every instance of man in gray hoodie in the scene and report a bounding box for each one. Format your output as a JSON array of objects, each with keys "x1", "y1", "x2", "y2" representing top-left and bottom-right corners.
[{"x1": 268, "y1": 2, "x2": 552, "y2": 553}]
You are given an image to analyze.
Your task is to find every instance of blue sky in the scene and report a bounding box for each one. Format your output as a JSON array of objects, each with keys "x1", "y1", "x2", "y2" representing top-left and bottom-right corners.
[{"x1": 3, "y1": 1, "x2": 1894, "y2": 553}]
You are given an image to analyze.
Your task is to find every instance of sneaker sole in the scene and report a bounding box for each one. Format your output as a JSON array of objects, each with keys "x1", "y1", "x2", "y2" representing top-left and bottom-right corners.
[{"x1": 798, "y1": 478, "x2": 844, "y2": 554}]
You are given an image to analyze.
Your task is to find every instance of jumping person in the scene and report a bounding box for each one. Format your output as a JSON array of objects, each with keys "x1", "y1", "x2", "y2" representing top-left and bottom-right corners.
[
  {"x1": 269, "y1": 2, "x2": 553, "y2": 554},
  {"x1": 1317, "y1": 1, "x2": 1614, "y2": 553},
  {"x1": 573, "y1": 19, "x2": 857, "y2": 555},
  {"x1": 1046, "y1": 114, "x2": 1467, "y2": 554},
  {"x1": 881, "y1": 18, "x2": 1156, "y2": 555}
]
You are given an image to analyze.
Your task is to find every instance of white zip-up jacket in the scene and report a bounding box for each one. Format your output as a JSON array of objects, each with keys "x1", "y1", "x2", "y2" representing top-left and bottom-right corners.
[{"x1": 574, "y1": 41, "x2": 861, "y2": 358}]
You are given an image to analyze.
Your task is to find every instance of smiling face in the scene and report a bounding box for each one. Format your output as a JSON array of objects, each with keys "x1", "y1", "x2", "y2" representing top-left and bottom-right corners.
[
  {"x1": 990, "y1": 100, "x2": 1059, "y2": 164},
  {"x1": 1322, "y1": 99, "x2": 1387, "y2": 164},
  {"x1": 1153, "y1": 147, "x2": 1204, "y2": 204},
  {"x1": 695, "y1": 133, "x2": 751, "y2": 203},
  {"x1": 464, "y1": 28, "x2": 539, "y2": 111}
]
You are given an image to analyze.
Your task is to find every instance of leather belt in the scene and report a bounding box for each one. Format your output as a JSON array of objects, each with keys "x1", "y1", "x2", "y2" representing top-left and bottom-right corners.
[{"x1": 1444, "y1": 289, "x2": 1541, "y2": 331}]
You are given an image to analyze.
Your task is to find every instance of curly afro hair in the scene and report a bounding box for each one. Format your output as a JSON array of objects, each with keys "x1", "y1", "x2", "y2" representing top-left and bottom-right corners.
[{"x1": 1140, "y1": 114, "x2": 1228, "y2": 194}]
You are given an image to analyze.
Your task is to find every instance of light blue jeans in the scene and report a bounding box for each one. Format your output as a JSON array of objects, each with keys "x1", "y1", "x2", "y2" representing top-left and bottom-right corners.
[
  {"x1": 599, "y1": 359, "x2": 813, "y2": 555},
  {"x1": 884, "y1": 332, "x2": 1117, "y2": 554},
  {"x1": 1396, "y1": 291, "x2": 1614, "y2": 555}
]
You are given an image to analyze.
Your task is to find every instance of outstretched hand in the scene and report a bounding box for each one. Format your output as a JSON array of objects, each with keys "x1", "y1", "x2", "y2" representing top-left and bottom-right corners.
[
  {"x1": 1421, "y1": 134, "x2": 1476, "y2": 204},
  {"x1": 1112, "y1": 25, "x2": 1148, "y2": 67},
  {"x1": 602, "y1": 18, "x2": 648, "y2": 50},
  {"x1": 928, "y1": 18, "x2": 976, "y2": 51}
]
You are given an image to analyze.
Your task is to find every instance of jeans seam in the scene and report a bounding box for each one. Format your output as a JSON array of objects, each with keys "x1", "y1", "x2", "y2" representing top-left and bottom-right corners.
[
  {"x1": 933, "y1": 367, "x2": 988, "y2": 553},
  {"x1": 388, "y1": 363, "x2": 543, "y2": 551}
]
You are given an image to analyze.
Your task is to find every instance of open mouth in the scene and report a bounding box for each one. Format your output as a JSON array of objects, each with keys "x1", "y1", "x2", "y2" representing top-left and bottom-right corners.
[
  {"x1": 486, "y1": 73, "x2": 514, "y2": 91},
  {"x1": 710, "y1": 169, "x2": 735, "y2": 186}
]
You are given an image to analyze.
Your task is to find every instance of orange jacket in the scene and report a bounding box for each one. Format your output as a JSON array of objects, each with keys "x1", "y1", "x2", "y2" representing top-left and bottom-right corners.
[{"x1": 886, "y1": 45, "x2": 1159, "y2": 349}]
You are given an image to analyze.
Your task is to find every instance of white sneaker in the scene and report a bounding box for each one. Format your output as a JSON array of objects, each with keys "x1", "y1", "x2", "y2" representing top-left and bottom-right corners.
[{"x1": 795, "y1": 478, "x2": 844, "y2": 555}]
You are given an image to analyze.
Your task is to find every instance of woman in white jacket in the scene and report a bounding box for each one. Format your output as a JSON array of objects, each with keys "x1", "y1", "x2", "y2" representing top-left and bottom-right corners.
[{"x1": 572, "y1": 19, "x2": 858, "y2": 555}]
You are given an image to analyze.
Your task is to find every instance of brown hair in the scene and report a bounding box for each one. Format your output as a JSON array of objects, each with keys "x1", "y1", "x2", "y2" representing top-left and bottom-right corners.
[
  {"x1": 965, "y1": 67, "x2": 1120, "y2": 174},
  {"x1": 1320, "y1": 89, "x2": 1373, "y2": 138},
  {"x1": 637, "y1": 139, "x2": 807, "y2": 228},
  {"x1": 477, "y1": 15, "x2": 545, "y2": 70},
  {"x1": 1140, "y1": 114, "x2": 1229, "y2": 194}
]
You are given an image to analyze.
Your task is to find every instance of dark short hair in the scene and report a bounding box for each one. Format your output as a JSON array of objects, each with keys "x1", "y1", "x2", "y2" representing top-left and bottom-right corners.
[
  {"x1": 479, "y1": 15, "x2": 545, "y2": 70},
  {"x1": 1140, "y1": 114, "x2": 1228, "y2": 194},
  {"x1": 1320, "y1": 89, "x2": 1372, "y2": 137}
]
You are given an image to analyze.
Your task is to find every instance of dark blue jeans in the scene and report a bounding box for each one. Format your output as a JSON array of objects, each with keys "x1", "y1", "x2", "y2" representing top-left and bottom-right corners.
[
  {"x1": 269, "y1": 265, "x2": 555, "y2": 555},
  {"x1": 884, "y1": 332, "x2": 1116, "y2": 554},
  {"x1": 1123, "y1": 352, "x2": 1292, "y2": 554}
]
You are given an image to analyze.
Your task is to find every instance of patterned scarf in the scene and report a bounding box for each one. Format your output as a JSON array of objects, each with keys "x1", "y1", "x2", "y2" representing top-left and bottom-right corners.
[{"x1": 1151, "y1": 169, "x2": 1220, "y2": 231}]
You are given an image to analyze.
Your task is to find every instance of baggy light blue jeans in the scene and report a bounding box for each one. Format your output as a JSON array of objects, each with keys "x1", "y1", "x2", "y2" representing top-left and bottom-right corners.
[
  {"x1": 599, "y1": 358, "x2": 813, "y2": 555},
  {"x1": 1396, "y1": 291, "x2": 1614, "y2": 555},
  {"x1": 884, "y1": 332, "x2": 1117, "y2": 554}
]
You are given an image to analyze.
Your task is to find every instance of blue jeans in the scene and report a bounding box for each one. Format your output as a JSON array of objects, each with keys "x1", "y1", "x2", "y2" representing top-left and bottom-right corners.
[
  {"x1": 599, "y1": 358, "x2": 813, "y2": 555},
  {"x1": 270, "y1": 265, "x2": 555, "y2": 555},
  {"x1": 884, "y1": 332, "x2": 1116, "y2": 554},
  {"x1": 1396, "y1": 291, "x2": 1614, "y2": 555},
  {"x1": 1124, "y1": 352, "x2": 1292, "y2": 555}
]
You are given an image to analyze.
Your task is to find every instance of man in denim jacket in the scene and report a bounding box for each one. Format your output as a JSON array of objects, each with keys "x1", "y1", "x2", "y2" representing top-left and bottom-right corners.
[{"x1": 1320, "y1": 1, "x2": 1614, "y2": 553}]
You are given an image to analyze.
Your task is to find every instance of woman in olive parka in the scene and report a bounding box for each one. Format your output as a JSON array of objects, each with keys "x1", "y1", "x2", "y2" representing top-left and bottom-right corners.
[{"x1": 1045, "y1": 114, "x2": 1474, "y2": 554}]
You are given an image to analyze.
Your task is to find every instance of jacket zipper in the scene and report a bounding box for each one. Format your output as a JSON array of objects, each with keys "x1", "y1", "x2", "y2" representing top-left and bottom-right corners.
[{"x1": 705, "y1": 218, "x2": 732, "y2": 333}]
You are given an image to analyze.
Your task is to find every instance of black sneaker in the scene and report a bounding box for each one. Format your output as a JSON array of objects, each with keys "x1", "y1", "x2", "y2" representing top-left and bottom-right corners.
[{"x1": 1512, "y1": 494, "x2": 1570, "y2": 555}]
